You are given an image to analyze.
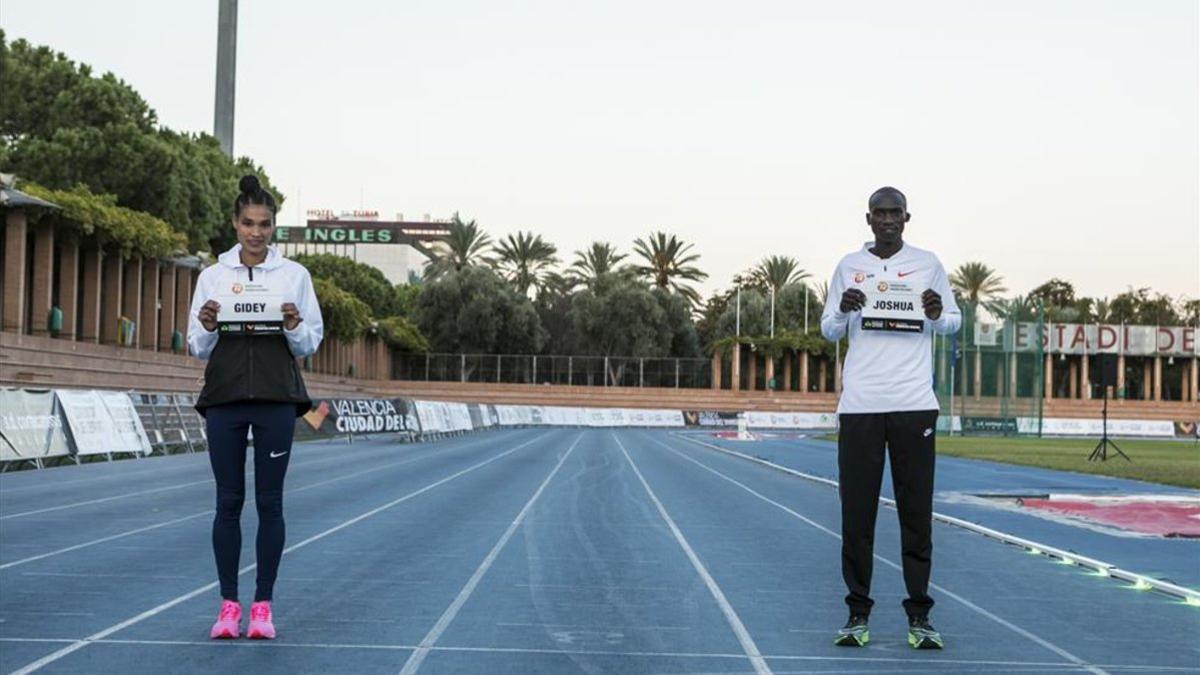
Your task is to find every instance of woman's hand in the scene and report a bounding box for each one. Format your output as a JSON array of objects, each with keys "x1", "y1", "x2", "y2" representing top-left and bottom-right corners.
[
  {"x1": 282, "y1": 303, "x2": 302, "y2": 331},
  {"x1": 199, "y1": 300, "x2": 220, "y2": 332}
]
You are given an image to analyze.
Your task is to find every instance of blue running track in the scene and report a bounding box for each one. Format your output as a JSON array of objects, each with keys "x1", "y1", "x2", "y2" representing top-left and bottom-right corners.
[{"x1": 1, "y1": 429, "x2": 1197, "y2": 674}]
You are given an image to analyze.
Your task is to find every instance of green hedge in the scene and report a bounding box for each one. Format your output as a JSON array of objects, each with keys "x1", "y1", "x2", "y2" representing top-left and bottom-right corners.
[
  {"x1": 21, "y1": 182, "x2": 187, "y2": 258},
  {"x1": 312, "y1": 277, "x2": 372, "y2": 342},
  {"x1": 375, "y1": 316, "x2": 429, "y2": 353}
]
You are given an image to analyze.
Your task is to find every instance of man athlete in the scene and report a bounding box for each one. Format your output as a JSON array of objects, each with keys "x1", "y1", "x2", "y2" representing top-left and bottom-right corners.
[{"x1": 821, "y1": 186, "x2": 961, "y2": 649}]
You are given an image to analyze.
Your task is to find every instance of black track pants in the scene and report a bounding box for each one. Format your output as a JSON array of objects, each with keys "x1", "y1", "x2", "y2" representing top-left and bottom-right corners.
[{"x1": 837, "y1": 410, "x2": 938, "y2": 618}]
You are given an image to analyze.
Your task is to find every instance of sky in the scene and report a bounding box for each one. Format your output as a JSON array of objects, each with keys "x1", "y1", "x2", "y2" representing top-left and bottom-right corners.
[{"x1": 4, "y1": 0, "x2": 1198, "y2": 303}]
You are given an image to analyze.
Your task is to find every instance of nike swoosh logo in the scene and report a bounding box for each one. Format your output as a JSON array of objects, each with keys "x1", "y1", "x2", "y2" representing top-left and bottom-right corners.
[
  {"x1": 897, "y1": 270, "x2": 917, "y2": 277},
  {"x1": 269, "y1": 450, "x2": 289, "y2": 458}
]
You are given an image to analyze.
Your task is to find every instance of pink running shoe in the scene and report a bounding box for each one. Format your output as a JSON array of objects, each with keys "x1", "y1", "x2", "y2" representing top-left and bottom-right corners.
[
  {"x1": 246, "y1": 601, "x2": 276, "y2": 640},
  {"x1": 210, "y1": 600, "x2": 241, "y2": 639}
]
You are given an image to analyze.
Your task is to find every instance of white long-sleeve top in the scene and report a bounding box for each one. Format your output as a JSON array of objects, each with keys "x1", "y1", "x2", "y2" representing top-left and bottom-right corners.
[
  {"x1": 821, "y1": 241, "x2": 961, "y2": 414},
  {"x1": 187, "y1": 244, "x2": 324, "y2": 360}
]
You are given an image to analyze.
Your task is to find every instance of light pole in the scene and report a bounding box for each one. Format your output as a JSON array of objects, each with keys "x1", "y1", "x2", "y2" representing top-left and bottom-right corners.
[{"x1": 214, "y1": 0, "x2": 238, "y2": 156}]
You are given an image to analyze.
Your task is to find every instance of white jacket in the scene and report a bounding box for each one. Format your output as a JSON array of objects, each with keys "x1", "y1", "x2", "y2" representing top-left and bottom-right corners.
[
  {"x1": 187, "y1": 244, "x2": 324, "y2": 360},
  {"x1": 821, "y1": 241, "x2": 961, "y2": 414}
]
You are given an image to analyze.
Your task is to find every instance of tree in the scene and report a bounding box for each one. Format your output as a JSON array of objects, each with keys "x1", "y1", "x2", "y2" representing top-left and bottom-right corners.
[
  {"x1": 415, "y1": 266, "x2": 544, "y2": 354},
  {"x1": 1027, "y1": 278, "x2": 1076, "y2": 311},
  {"x1": 570, "y1": 242, "x2": 627, "y2": 287},
  {"x1": 1181, "y1": 299, "x2": 1200, "y2": 325},
  {"x1": 565, "y1": 273, "x2": 695, "y2": 382},
  {"x1": 991, "y1": 296, "x2": 1039, "y2": 323},
  {"x1": 632, "y1": 231, "x2": 708, "y2": 306},
  {"x1": 696, "y1": 291, "x2": 732, "y2": 353},
  {"x1": 375, "y1": 316, "x2": 429, "y2": 353},
  {"x1": 292, "y1": 253, "x2": 405, "y2": 318},
  {"x1": 312, "y1": 278, "x2": 372, "y2": 342},
  {"x1": 1138, "y1": 292, "x2": 1181, "y2": 325},
  {"x1": 535, "y1": 287, "x2": 576, "y2": 355},
  {"x1": 949, "y1": 262, "x2": 1007, "y2": 314},
  {"x1": 0, "y1": 33, "x2": 282, "y2": 254},
  {"x1": 1105, "y1": 287, "x2": 1181, "y2": 325},
  {"x1": 0, "y1": 31, "x2": 156, "y2": 143},
  {"x1": 753, "y1": 255, "x2": 809, "y2": 292},
  {"x1": 493, "y1": 231, "x2": 559, "y2": 296},
  {"x1": 715, "y1": 288, "x2": 771, "y2": 340},
  {"x1": 1108, "y1": 288, "x2": 1144, "y2": 324},
  {"x1": 393, "y1": 282, "x2": 421, "y2": 317},
  {"x1": 423, "y1": 214, "x2": 492, "y2": 279},
  {"x1": 21, "y1": 181, "x2": 187, "y2": 259},
  {"x1": 773, "y1": 283, "x2": 816, "y2": 333},
  {"x1": 652, "y1": 287, "x2": 701, "y2": 357}
]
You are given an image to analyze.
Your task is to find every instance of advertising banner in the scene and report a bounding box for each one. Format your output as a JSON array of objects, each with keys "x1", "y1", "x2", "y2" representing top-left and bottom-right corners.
[
  {"x1": 302, "y1": 398, "x2": 417, "y2": 435},
  {"x1": 57, "y1": 389, "x2": 133, "y2": 456},
  {"x1": 0, "y1": 389, "x2": 72, "y2": 461},
  {"x1": 683, "y1": 411, "x2": 741, "y2": 427},
  {"x1": 98, "y1": 391, "x2": 154, "y2": 456}
]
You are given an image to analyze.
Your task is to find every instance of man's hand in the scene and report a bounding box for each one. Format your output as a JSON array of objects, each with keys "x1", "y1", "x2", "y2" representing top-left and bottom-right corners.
[
  {"x1": 199, "y1": 300, "x2": 220, "y2": 332},
  {"x1": 840, "y1": 288, "x2": 867, "y2": 314},
  {"x1": 922, "y1": 289, "x2": 943, "y2": 320},
  {"x1": 282, "y1": 302, "x2": 302, "y2": 331}
]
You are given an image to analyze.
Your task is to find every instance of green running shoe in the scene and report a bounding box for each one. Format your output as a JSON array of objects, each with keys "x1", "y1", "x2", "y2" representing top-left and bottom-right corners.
[
  {"x1": 908, "y1": 615, "x2": 944, "y2": 649},
  {"x1": 834, "y1": 614, "x2": 870, "y2": 647}
]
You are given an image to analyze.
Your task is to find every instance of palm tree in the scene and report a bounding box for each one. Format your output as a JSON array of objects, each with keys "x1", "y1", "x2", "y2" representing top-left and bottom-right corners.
[
  {"x1": 949, "y1": 262, "x2": 1008, "y2": 315},
  {"x1": 423, "y1": 214, "x2": 492, "y2": 279},
  {"x1": 950, "y1": 262, "x2": 1008, "y2": 401},
  {"x1": 570, "y1": 242, "x2": 627, "y2": 287},
  {"x1": 493, "y1": 231, "x2": 559, "y2": 297},
  {"x1": 753, "y1": 255, "x2": 809, "y2": 292},
  {"x1": 632, "y1": 231, "x2": 708, "y2": 306},
  {"x1": 991, "y1": 296, "x2": 1037, "y2": 323},
  {"x1": 538, "y1": 270, "x2": 577, "y2": 298}
]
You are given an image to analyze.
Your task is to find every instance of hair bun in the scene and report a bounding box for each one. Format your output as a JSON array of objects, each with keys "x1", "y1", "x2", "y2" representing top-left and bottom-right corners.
[{"x1": 238, "y1": 175, "x2": 262, "y2": 195}]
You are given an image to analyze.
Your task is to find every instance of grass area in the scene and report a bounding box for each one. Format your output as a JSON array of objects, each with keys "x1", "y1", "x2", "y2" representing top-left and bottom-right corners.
[
  {"x1": 816, "y1": 432, "x2": 1200, "y2": 489},
  {"x1": 816, "y1": 432, "x2": 1199, "y2": 488},
  {"x1": 931, "y1": 436, "x2": 1200, "y2": 489}
]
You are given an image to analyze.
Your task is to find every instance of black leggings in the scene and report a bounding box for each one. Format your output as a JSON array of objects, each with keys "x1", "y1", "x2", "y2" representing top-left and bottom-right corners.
[{"x1": 206, "y1": 402, "x2": 296, "y2": 602}]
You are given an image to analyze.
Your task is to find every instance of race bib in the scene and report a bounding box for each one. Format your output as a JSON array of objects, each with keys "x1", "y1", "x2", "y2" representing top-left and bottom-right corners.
[
  {"x1": 861, "y1": 281, "x2": 924, "y2": 333},
  {"x1": 215, "y1": 279, "x2": 284, "y2": 334}
]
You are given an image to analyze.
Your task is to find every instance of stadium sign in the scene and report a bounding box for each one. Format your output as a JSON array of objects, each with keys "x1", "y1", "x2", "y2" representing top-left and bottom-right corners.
[{"x1": 977, "y1": 322, "x2": 1198, "y2": 356}]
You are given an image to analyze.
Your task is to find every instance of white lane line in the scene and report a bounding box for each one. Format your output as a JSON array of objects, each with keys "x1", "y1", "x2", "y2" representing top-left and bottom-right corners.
[
  {"x1": 0, "y1": 429, "x2": 468, "y2": 514},
  {"x1": 7, "y1": 431, "x2": 553, "y2": 675},
  {"x1": 646, "y1": 433, "x2": 1110, "y2": 675},
  {"x1": 612, "y1": 432, "x2": 772, "y2": 675},
  {"x1": 0, "y1": 480, "x2": 214, "y2": 519},
  {"x1": 397, "y1": 433, "x2": 583, "y2": 675},
  {"x1": 0, "y1": 462, "x2": 206, "y2": 494},
  {"x1": 0, "y1": 511, "x2": 209, "y2": 571},
  {"x1": 0, "y1": 437, "x2": 383, "y2": 495},
  {"x1": 672, "y1": 431, "x2": 1200, "y2": 603},
  {"x1": 6, "y1": 637, "x2": 1174, "y2": 670},
  {"x1": 0, "y1": 432, "x2": 520, "y2": 570}
]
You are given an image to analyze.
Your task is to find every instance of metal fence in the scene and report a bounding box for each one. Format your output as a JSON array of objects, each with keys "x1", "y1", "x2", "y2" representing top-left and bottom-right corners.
[
  {"x1": 129, "y1": 392, "x2": 208, "y2": 454},
  {"x1": 933, "y1": 308, "x2": 1045, "y2": 436},
  {"x1": 393, "y1": 353, "x2": 714, "y2": 388}
]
